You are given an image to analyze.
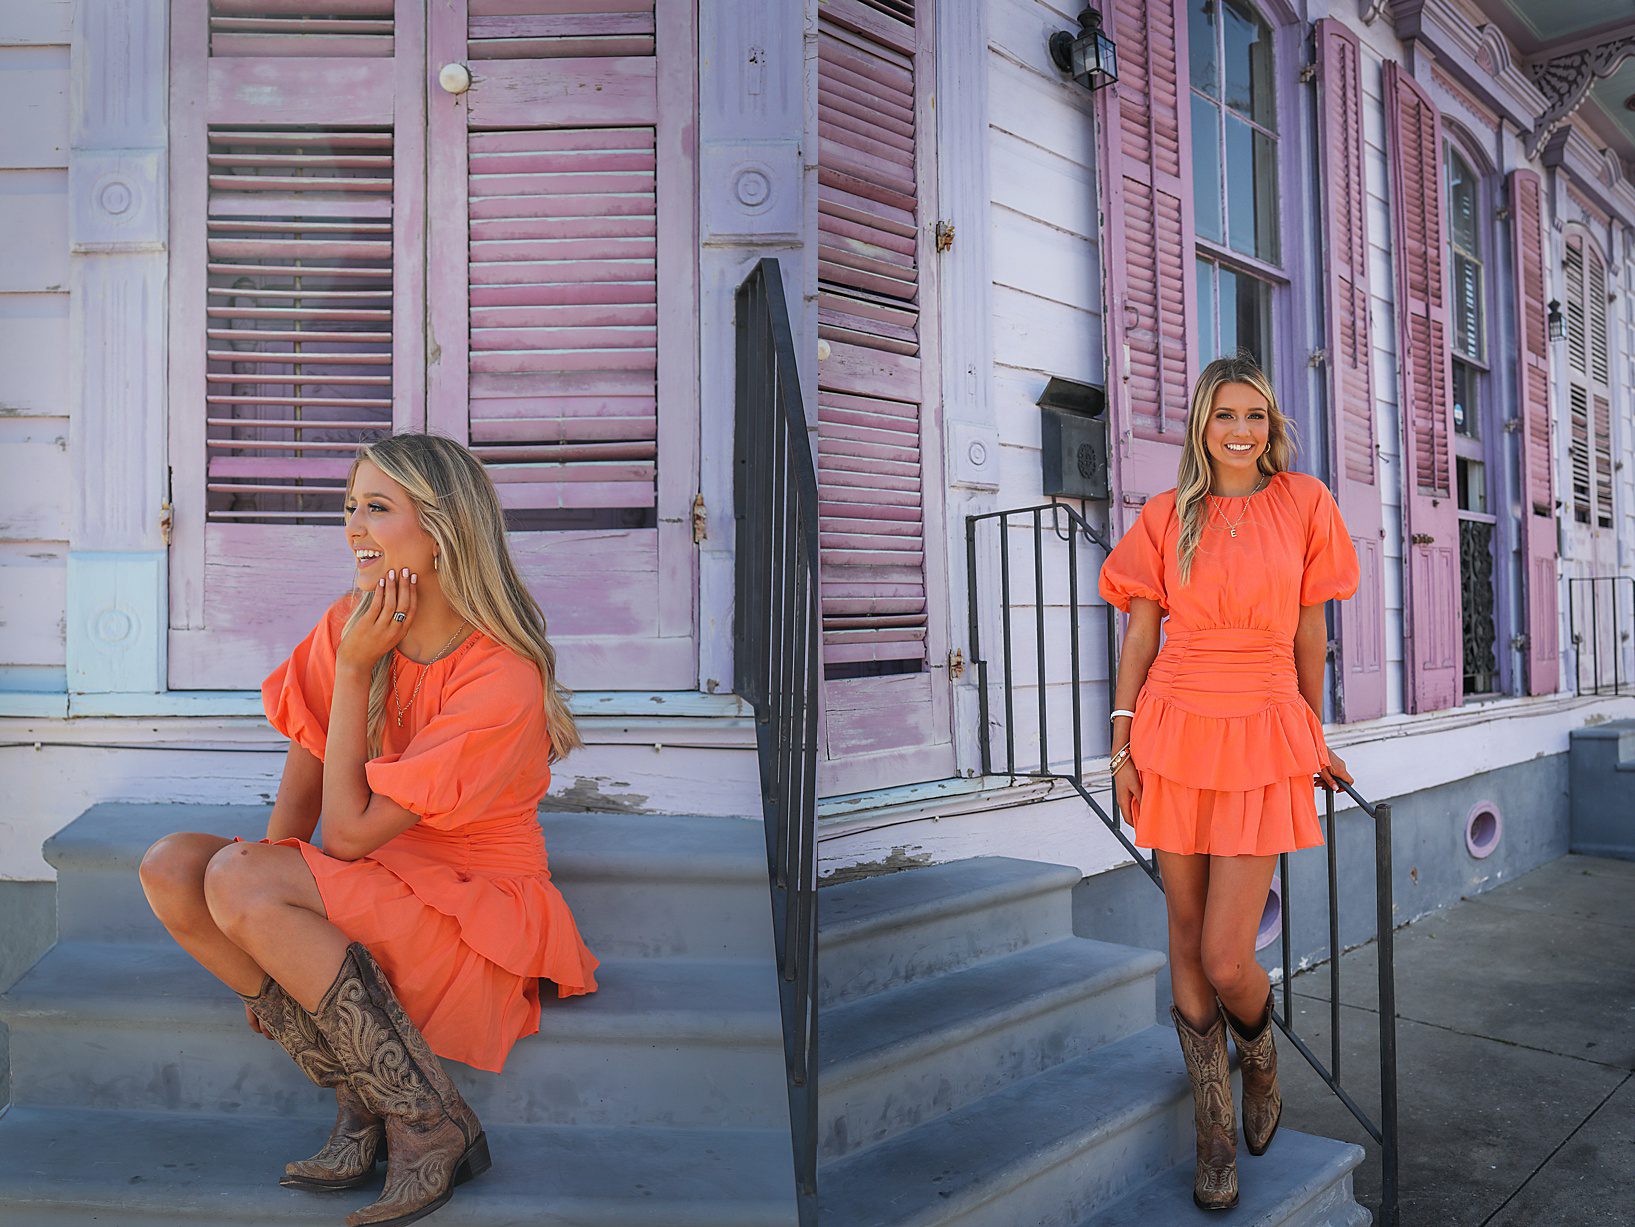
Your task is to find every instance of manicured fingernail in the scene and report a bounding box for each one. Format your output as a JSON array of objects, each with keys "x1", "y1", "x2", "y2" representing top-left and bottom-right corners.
[
  {"x1": 379, "y1": 578, "x2": 385, "y2": 587},
  {"x1": 410, "y1": 572, "x2": 417, "y2": 584},
  {"x1": 388, "y1": 569, "x2": 395, "y2": 580}
]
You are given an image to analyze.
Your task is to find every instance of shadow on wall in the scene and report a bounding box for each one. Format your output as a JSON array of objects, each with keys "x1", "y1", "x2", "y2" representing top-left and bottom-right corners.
[{"x1": 0, "y1": 881, "x2": 57, "y2": 1108}]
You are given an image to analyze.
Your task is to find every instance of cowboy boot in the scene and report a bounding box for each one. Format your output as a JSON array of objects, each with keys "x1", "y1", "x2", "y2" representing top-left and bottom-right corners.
[
  {"x1": 1226, "y1": 988, "x2": 1282, "y2": 1156},
  {"x1": 239, "y1": 976, "x2": 386, "y2": 1190},
  {"x1": 1171, "y1": 1003, "x2": 1240, "y2": 1211},
  {"x1": 309, "y1": 942, "x2": 491, "y2": 1227}
]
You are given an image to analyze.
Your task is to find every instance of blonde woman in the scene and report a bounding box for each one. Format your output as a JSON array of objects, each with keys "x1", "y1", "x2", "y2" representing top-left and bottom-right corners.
[
  {"x1": 139, "y1": 433, "x2": 599, "y2": 1227},
  {"x1": 1097, "y1": 355, "x2": 1359, "y2": 1211}
]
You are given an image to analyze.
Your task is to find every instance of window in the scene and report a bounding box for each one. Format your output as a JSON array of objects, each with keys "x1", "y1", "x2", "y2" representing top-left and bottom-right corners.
[
  {"x1": 1563, "y1": 233, "x2": 1613, "y2": 528},
  {"x1": 1189, "y1": 0, "x2": 1279, "y2": 368}
]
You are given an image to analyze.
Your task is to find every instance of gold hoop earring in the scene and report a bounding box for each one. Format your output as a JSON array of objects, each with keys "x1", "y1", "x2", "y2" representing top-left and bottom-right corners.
[{"x1": 433, "y1": 554, "x2": 439, "y2": 572}]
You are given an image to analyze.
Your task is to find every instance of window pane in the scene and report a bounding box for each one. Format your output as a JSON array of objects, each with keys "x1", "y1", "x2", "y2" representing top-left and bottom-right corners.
[
  {"x1": 1187, "y1": 0, "x2": 1218, "y2": 96},
  {"x1": 1192, "y1": 95, "x2": 1223, "y2": 243},
  {"x1": 1223, "y1": 0, "x2": 1275, "y2": 130},
  {"x1": 1448, "y1": 150, "x2": 1478, "y2": 255},
  {"x1": 1219, "y1": 263, "x2": 1240, "y2": 358},
  {"x1": 1456, "y1": 455, "x2": 1486, "y2": 513},
  {"x1": 1452, "y1": 359, "x2": 1478, "y2": 438},
  {"x1": 1226, "y1": 114, "x2": 1279, "y2": 263},
  {"x1": 1452, "y1": 252, "x2": 1482, "y2": 361},
  {"x1": 1235, "y1": 269, "x2": 1272, "y2": 369},
  {"x1": 1197, "y1": 256, "x2": 1218, "y2": 366}
]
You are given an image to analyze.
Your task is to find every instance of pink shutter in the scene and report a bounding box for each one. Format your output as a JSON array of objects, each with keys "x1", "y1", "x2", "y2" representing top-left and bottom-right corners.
[
  {"x1": 425, "y1": 0, "x2": 696, "y2": 688},
  {"x1": 1508, "y1": 169, "x2": 1558, "y2": 694},
  {"x1": 1384, "y1": 62, "x2": 1460, "y2": 713},
  {"x1": 1096, "y1": 0, "x2": 1198, "y2": 530},
  {"x1": 1587, "y1": 244, "x2": 1614, "y2": 528},
  {"x1": 1315, "y1": 20, "x2": 1385, "y2": 722},
  {"x1": 817, "y1": 0, "x2": 954, "y2": 785},
  {"x1": 168, "y1": 0, "x2": 425, "y2": 687}
]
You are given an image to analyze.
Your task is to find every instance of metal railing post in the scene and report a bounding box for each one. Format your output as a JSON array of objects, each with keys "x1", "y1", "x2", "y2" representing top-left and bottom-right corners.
[{"x1": 1375, "y1": 799, "x2": 1400, "y2": 1227}]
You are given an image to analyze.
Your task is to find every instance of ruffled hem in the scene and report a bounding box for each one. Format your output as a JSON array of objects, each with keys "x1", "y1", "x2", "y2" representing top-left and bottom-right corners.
[
  {"x1": 1131, "y1": 690, "x2": 1330, "y2": 792},
  {"x1": 1103, "y1": 581, "x2": 1167, "y2": 614},
  {"x1": 1129, "y1": 768, "x2": 1325, "y2": 857},
  {"x1": 262, "y1": 675, "x2": 328, "y2": 761},
  {"x1": 275, "y1": 837, "x2": 600, "y2": 998}
]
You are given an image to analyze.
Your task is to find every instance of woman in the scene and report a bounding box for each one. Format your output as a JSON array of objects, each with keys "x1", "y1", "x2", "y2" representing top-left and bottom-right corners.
[
  {"x1": 1097, "y1": 355, "x2": 1359, "y2": 1211},
  {"x1": 139, "y1": 432, "x2": 600, "y2": 1227}
]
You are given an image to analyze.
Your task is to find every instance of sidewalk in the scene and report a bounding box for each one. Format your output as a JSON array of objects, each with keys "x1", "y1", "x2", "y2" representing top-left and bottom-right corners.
[{"x1": 1276, "y1": 853, "x2": 1635, "y2": 1226}]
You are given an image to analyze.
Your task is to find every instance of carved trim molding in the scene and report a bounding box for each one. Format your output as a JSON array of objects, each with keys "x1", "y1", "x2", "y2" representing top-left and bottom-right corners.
[
  {"x1": 1525, "y1": 37, "x2": 1635, "y2": 160},
  {"x1": 1357, "y1": 0, "x2": 1392, "y2": 25}
]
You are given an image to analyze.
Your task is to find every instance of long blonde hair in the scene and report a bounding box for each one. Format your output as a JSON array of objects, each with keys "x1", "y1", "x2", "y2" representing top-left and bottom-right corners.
[
  {"x1": 1174, "y1": 354, "x2": 1299, "y2": 586},
  {"x1": 341, "y1": 433, "x2": 582, "y2": 762}
]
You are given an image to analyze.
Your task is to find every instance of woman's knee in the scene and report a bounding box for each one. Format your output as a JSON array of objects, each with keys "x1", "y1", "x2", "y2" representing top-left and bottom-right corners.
[
  {"x1": 1200, "y1": 937, "x2": 1254, "y2": 995},
  {"x1": 202, "y1": 843, "x2": 270, "y2": 936},
  {"x1": 138, "y1": 833, "x2": 215, "y2": 918}
]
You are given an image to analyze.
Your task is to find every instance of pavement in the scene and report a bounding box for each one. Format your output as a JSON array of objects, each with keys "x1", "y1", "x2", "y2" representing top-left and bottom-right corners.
[{"x1": 1275, "y1": 854, "x2": 1635, "y2": 1227}]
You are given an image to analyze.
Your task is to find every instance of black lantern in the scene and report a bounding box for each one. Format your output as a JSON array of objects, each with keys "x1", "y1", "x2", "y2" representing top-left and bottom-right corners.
[
  {"x1": 1049, "y1": 8, "x2": 1118, "y2": 93},
  {"x1": 1547, "y1": 298, "x2": 1565, "y2": 342}
]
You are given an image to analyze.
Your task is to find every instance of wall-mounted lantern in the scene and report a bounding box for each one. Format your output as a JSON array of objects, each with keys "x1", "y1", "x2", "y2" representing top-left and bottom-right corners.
[
  {"x1": 1547, "y1": 298, "x2": 1565, "y2": 342},
  {"x1": 1038, "y1": 376, "x2": 1108, "y2": 500},
  {"x1": 1048, "y1": 8, "x2": 1119, "y2": 93}
]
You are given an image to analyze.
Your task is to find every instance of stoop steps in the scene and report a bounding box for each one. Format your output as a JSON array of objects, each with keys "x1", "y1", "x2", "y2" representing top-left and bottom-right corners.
[
  {"x1": 816, "y1": 857, "x2": 1370, "y2": 1227},
  {"x1": 0, "y1": 802, "x2": 800, "y2": 1226}
]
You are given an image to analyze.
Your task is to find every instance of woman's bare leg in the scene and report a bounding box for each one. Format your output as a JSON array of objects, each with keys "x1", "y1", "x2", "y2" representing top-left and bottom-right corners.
[
  {"x1": 139, "y1": 832, "x2": 273, "y2": 995},
  {"x1": 1155, "y1": 850, "x2": 1216, "y2": 1029},
  {"x1": 203, "y1": 842, "x2": 351, "y2": 1010},
  {"x1": 1199, "y1": 853, "x2": 1278, "y2": 1024}
]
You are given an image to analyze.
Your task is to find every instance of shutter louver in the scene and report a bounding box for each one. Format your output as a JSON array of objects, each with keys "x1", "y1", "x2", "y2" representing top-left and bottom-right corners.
[
  {"x1": 1315, "y1": 19, "x2": 1385, "y2": 722},
  {"x1": 1385, "y1": 61, "x2": 1460, "y2": 713},
  {"x1": 1096, "y1": 0, "x2": 1197, "y2": 521},
  {"x1": 1509, "y1": 168, "x2": 1558, "y2": 694},
  {"x1": 209, "y1": 0, "x2": 394, "y2": 58},
  {"x1": 817, "y1": 0, "x2": 928, "y2": 671},
  {"x1": 204, "y1": 126, "x2": 394, "y2": 522},
  {"x1": 1594, "y1": 392, "x2": 1613, "y2": 527},
  {"x1": 1570, "y1": 384, "x2": 1592, "y2": 513}
]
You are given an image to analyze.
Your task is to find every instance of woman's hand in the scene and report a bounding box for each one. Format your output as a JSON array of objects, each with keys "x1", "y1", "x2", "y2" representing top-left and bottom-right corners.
[
  {"x1": 1316, "y1": 749, "x2": 1353, "y2": 792},
  {"x1": 336, "y1": 568, "x2": 418, "y2": 674},
  {"x1": 1114, "y1": 754, "x2": 1142, "y2": 819}
]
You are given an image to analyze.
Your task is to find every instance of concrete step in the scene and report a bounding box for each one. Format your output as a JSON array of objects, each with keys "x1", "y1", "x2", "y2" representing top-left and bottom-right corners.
[
  {"x1": 820, "y1": 936, "x2": 1164, "y2": 1159},
  {"x1": 0, "y1": 1105, "x2": 799, "y2": 1226},
  {"x1": 818, "y1": 1024, "x2": 1203, "y2": 1227},
  {"x1": 47, "y1": 803, "x2": 775, "y2": 960},
  {"x1": 1082, "y1": 1130, "x2": 1369, "y2": 1227},
  {"x1": 818, "y1": 857, "x2": 1082, "y2": 1007},
  {"x1": 1, "y1": 940, "x2": 788, "y2": 1129}
]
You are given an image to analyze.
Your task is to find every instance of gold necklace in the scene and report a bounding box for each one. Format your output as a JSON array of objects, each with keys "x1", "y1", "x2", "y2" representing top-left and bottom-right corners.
[
  {"x1": 390, "y1": 621, "x2": 469, "y2": 726},
  {"x1": 1208, "y1": 476, "x2": 1267, "y2": 538}
]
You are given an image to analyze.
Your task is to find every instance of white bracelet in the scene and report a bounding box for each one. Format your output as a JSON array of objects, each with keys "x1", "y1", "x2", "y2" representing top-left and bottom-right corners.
[{"x1": 1110, "y1": 708, "x2": 1136, "y2": 722}]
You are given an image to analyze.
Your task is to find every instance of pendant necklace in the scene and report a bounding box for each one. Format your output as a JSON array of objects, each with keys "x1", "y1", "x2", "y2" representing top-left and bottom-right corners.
[
  {"x1": 390, "y1": 621, "x2": 469, "y2": 726},
  {"x1": 1209, "y1": 476, "x2": 1267, "y2": 538}
]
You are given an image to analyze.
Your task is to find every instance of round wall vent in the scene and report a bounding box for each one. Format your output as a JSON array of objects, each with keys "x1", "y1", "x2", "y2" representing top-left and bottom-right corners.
[
  {"x1": 1465, "y1": 801, "x2": 1503, "y2": 859},
  {"x1": 1255, "y1": 875, "x2": 1283, "y2": 951}
]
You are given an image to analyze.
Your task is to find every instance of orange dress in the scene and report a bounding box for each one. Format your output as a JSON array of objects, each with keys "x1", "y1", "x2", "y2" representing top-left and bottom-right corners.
[
  {"x1": 259, "y1": 593, "x2": 600, "y2": 1073},
  {"x1": 1097, "y1": 471, "x2": 1360, "y2": 857}
]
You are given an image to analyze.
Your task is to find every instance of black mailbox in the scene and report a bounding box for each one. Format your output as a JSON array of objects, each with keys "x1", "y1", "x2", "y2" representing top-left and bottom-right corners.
[{"x1": 1038, "y1": 376, "x2": 1108, "y2": 500}]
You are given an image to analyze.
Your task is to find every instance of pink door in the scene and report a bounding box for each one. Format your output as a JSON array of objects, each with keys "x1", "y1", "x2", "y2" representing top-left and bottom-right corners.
[{"x1": 167, "y1": 0, "x2": 698, "y2": 690}]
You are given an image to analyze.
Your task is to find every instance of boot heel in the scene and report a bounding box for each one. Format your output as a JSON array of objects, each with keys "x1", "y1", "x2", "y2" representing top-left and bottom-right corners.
[{"x1": 455, "y1": 1132, "x2": 492, "y2": 1186}]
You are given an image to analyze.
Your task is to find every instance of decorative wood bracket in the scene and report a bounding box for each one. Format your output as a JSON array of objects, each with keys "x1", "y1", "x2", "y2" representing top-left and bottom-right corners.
[{"x1": 1525, "y1": 37, "x2": 1635, "y2": 160}]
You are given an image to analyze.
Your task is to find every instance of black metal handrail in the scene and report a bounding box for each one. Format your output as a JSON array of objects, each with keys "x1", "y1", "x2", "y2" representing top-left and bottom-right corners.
[
  {"x1": 1567, "y1": 575, "x2": 1634, "y2": 696},
  {"x1": 733, "y1": 257, "x2": 819, "y2": 1226},
  {"x1": 967, "y1": 503, "x2": 1400, "y2": 1227}
]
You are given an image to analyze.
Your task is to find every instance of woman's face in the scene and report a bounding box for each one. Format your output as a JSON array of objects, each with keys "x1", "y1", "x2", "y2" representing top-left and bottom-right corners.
[
  {"x1": 1203, "y1": 380, "x2": 1272, "y2": 476},
  {"x1": 343, "y1": 460, "x2": 437, "y2": 591}
]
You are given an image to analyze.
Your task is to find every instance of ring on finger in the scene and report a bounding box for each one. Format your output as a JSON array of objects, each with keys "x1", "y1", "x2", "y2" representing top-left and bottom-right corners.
[{"x1": 393, "y1": 611, "x2": 407, "y2": 622}]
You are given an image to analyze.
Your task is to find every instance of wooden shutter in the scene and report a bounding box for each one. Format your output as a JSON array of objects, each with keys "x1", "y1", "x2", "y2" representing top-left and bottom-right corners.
[
  {"x1": 1508, "y1": 169, "x2": 1558, "y2": 694},
  {"x1": 1315, "y1": 20, "x2": 1385, "y2": 722},
  {"x1": 425, "y1": 0, "x2": 697, "y2": 688},
  {"x1": 1563, "y1": 233, "x2": 1614, "y2": 530},
  {"x1": 1384, "y1": 62, "x2": 1460, "y2": 713},
  {"x1": 1096, "y1": 0, "x2": 1198, "y2": 530},
  {"x1": 168, "y1": 0, "x2": 425, "y2": 687},
  {"x1": 816, "y1": 0, "x2": 953, "y2": 785}
]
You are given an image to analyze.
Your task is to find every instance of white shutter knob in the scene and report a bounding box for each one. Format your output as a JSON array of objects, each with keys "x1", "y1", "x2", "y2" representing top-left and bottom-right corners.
[{"x1": 439, "y1": 63, "x2": 472, "y2": 94}]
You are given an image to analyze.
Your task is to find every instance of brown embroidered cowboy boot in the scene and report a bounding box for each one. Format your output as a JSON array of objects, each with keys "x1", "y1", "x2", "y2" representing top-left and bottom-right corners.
[
  {"x1": 1171, "y1": 1003, "x2": 1240, "y2": 1211},
  {"x1": 309, "y1": 943, "x2": 490, "y2": 1227},
  {"x1": 1226, "y1": 988, "x2": 1282, "y2": 1156},
  {"x1": 239, "y1": 976, "x2": 386, "y2": 1190}
]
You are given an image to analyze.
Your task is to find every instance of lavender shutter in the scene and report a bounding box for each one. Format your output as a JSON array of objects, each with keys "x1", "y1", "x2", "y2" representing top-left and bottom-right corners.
[
  {"x1": 1096, "y1": 0, "x2": 1198, "y2": 530},
  {"x1": 168, "y1": 0, "x2": 424, "y2": 688},
  {"x1": 1384, "y1": 62, "x2": 1460, "y2": 713},
  {"x1": 1315, "y1": 19, "x2": 1385, "y2": 722},
  {"x1": 425, "y1": 0, "x2": 697, "y2": 688},
  {"x1": 817, "y1": 0, "x2": 954, "y2": 784},
  {"x1": 1508, "y1": 169, "x2": 1558, "y2": 694}
]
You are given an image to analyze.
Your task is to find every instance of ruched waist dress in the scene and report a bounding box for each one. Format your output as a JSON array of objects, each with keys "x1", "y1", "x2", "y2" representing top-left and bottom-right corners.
[
  {"x1": 1097, "y1": 470, "x2": 1361, "y2": 856},
  {"x1": 258, "y1": 593, "x2": 600, "y2": 1072}
]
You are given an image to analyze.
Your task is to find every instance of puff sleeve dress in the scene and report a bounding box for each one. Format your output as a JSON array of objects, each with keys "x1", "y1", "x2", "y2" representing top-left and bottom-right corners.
[
  {"x1": 1097, "y1": 471, "x2": 1361, "y2": 856},
  {"x1": 260, "y1": 594, "x2": 600, "y2": 1073}
]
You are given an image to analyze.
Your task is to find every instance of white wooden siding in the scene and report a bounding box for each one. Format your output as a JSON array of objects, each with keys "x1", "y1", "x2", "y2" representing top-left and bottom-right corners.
[{"x1": 0, "y1": 9, "x2": 72, "y2": 692}]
